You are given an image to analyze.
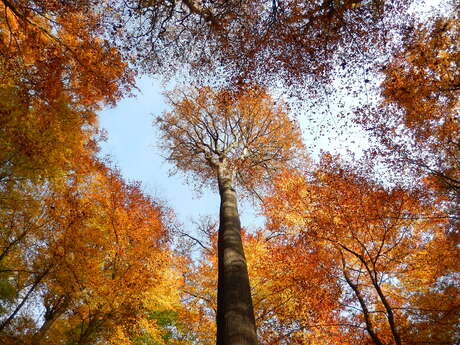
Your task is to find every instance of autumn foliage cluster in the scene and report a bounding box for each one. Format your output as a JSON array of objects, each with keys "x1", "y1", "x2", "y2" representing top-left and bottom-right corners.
[{"x1": 0, "y1": 0, "x2": 458, "y2": 344}]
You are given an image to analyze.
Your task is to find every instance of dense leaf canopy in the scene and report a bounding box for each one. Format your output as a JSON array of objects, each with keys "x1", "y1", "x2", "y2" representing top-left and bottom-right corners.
[{"x1": 0, "y1": 0, "x2": 458, "y2": 344}]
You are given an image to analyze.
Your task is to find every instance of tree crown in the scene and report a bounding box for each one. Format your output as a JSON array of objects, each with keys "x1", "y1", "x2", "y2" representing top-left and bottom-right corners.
[{"x1": 156, "y1": 86, "x2": 303, "y2": 193}]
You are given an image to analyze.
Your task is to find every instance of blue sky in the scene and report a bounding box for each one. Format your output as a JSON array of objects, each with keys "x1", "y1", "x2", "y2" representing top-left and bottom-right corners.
[
  {"x1": 97, "y1": 75, "x2": 374, "y2": 234},
  {"x1": 98, "y1": 76, "x2": 264, "y2": 233}
]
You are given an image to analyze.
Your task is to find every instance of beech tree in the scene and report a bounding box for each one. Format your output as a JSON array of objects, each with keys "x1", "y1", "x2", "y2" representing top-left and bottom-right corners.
[
  {"x1": 2, "y1": 1, "x2": 457, "y2": 345},
  {"x1": 0, "y1": 162, "x2": 179, "y2": 345},
  {"x1": 263, "y1": 157, "x2": 459, "y2": 345},
  {"x1": 0, "y1": 0, "x2": 133, "y2": 188},
  {"x1": 382, "y1": 14, "x2": 458, "y2": 213},
  {"x1": 176, "y1": 154, "x2": 459, "y2": 344},
  {"x1": 178, "y1": 223, "x2": 345, "y2": 345},
  {"x1": 156, "y1": 86, "x2": 302, "y2": 345},
  {"x1": 357, "y1": 5, "x2": 459, "y2": 245},
  {"x1": 108, "y1": 0, "x2": 407, "y2": 90}
]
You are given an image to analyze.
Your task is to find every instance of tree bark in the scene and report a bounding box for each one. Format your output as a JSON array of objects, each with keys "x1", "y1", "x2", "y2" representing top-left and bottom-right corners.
[
  {"x1": 342, "y1": 267, "x2": 384, "y2": 345},
  {"x1": 216, "y1": 165, "x2": 257, "y2": 345}
]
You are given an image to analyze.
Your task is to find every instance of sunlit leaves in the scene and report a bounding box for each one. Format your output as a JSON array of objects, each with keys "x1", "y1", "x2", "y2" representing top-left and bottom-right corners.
[
  {"x1": 156, "y1": 86, "x2": 303, "y2": 193},
  {"x1": 115, "y1": 0, "x2": 402, "y2": 90},
  {"x1": 263, "y1": 157, "x2": 459, "y2": 344},
  {"x1": 0, "y1": 163, "x2": 177, "y2": 345},
  {"x1": 0, "y1": 0, "x2": 134, "y2": 186},
  {"x1": 361, "y1": 3, "x2": 459, "y2": 244},
  {"x1": 0, "y1": 1, "x2": 458, "y2": 345}
]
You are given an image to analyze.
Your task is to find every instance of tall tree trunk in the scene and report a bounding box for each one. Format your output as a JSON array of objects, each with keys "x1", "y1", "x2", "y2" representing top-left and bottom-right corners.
[{"x1": 216, "y1": 165, "x2": 257, "y2": 345}]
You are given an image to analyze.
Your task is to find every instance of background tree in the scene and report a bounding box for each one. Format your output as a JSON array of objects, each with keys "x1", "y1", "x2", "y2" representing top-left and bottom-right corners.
[
  {"x1": 0, "y1": 162, "x2": 180, "y2": 345},
  {"x1": 0, "y1": 0, "x2": 133, "y2": 187},
  {"x1": 156, "y1": 86, "x2": 303, "y2": 345},
  {"x1": 178, "y1": 222, "x2": 346, "y2": 345},
  {"x1": 0, "y1": 3, "x2": 143, "y2": 342},
  {"x1": 357, "y1": 3, "x2": 459, "y2": 253},
  {"x1": 263, "y1": 156, "x2": 459, "y2": 345},
  {"x1": 111, "y1": 0, "x2": 407, "y2": 92}
]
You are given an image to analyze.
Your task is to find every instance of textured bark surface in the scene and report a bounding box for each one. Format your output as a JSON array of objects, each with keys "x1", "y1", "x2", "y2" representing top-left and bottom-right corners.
[{"x1": 216, "y1": 167, "x2": 257, "y2": 345}]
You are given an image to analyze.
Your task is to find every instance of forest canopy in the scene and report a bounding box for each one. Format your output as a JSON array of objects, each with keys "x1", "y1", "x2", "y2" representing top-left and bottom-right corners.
[{"x1": 0, "y1": 0, "x2": 458, "y2": 345}]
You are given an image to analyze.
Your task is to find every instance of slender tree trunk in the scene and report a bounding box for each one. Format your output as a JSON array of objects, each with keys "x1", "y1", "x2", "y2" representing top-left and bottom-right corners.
[
  {"x1": 0, "y1": 266, "x2": 51, "y2": 332},
  {"x1": 371, "y1": 278, "x2": 402, "y2": 345},
  {"x1": 342, "y1": 267, "x2": 384, "y2": 345},
  {"x1": 216, "y1": 165, "x2": 257, "y2": 345}
]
